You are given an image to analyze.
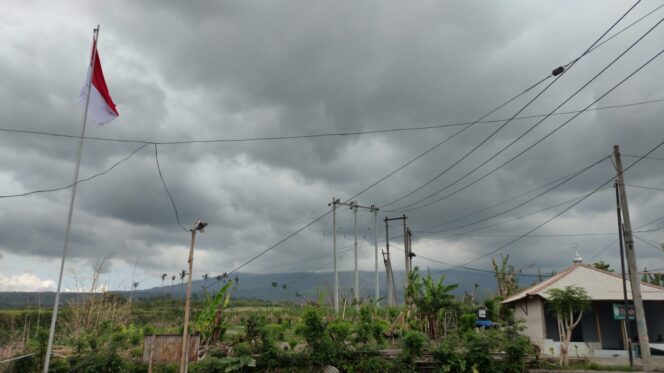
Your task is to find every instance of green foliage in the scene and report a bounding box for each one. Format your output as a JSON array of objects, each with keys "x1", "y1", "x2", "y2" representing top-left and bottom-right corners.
[
  {"x1": 68, "y1": 350, "x2": 127, "y2": 373},
  {"x1": 406, "y1": 267, "x2": 458, "y2": 339},
  {"x1": 196, "y1": 282, "x2": 233, "y2": 345},
  {"x1": 400, "y1": 330, "x2": 426, "y2": 359},
  {"x1": 592, "y1": 261, "x2": 613, "y2": 272},
  {"x1": 433, "y1": 325, "x2": 533, "y2": 373},
  {"x1": 297, "y1": 306, "x2": 335, "y2": 366},
  {"x1": 492, "y1": 254, "x2": 518, "y2": 298},
  {"x1": 189, "y1": 356, "x2": 256, "y2": 373},
  {"x1": 546, "y1": 286, "x2": 591, "y2": 317},
  {"x1": 433, "y1": 335, "x2": 467, "y2": 373},
  {"x1": 353, "y1": 355, "x2": 394, "y2": 372}
]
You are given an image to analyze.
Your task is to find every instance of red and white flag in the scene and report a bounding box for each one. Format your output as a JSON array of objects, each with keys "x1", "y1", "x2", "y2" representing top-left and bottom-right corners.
[{"x1": 79, "y1": 41, "x2": 118, "y2": 125}]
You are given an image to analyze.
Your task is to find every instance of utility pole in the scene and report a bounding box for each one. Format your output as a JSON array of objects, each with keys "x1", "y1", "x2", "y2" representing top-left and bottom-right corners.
[
  {"x1": 383, "y1": 217, "x2": 396, "y2": 307},
  {"x1": 180, "y1": 220, "x2": 208, "y2": 373},
  {"x1": 353, "y1": 201, "x2": 359, "y2": 304},
  {"x1": 615, "y1": 181, "x2": 633, "y2": 367},
  {"x1": 402, "y1": 215, "x2": 409, "y2": 275},
  {"x1": 371, "y1": 205, "x2": 380, "y2": 307},
  {"x1": 385, "y1": 215, "x2": 408, "y2": 304},
  {"x1": 330, "y1": 199, "x2": 375, "y2": 310},
  {"x1": 614, "y1": 145, "x2": 651, "y2": 367},
  {"x1": 407, "y1": 228, "x2": 415, "y2": 272},
  {"x1": 329, "y1": 197, "x2": 340, "y2": 315}
]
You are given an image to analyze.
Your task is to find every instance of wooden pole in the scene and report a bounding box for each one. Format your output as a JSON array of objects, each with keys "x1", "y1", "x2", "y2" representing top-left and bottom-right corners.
[
  {"x1": 180, "y1": 229, "x2": 197, "y2": 373},
  {"x1": 613, "y1": 145, "x2": 651, "y2": 368}
]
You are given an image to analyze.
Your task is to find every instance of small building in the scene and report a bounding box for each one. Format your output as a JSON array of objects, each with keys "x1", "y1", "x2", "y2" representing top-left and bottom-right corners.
[{"x1": 502, "y1": 258, "x2": 664, "y2": 360}]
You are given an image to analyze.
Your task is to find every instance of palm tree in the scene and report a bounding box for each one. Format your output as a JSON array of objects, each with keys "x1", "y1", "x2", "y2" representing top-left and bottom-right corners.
[
  {"x1": 202, "y1": 273, "x2": 209, "y2": 290},
  {"x1": 170, "y1": 275, "x2": 176, "y2": 296},
  {"x1": 130, "y1": 281, "x2": 140, "y2": 303},
  {"x1": 160, "y1": 273, "x2": 167, "y2": 294},
  {"x1": 179, "y1": 269, "x2": 187, "y2": 284}
]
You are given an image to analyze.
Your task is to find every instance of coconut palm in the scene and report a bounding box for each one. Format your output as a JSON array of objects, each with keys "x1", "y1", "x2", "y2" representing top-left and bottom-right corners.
[
  {"x1": 160, "y1": 273, "x2": 167, "y2": 294},
  {"x1": 171, "y1": 275, "x2": 176, "y2": 296},
  {"x1": 202, "y1": 273, "x2": 209, "y2": 290}
]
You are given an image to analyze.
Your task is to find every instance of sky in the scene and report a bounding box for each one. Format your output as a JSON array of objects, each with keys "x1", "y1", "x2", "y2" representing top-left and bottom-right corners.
[{"x1": 0, "y1": 0, "x2": 663, "y2": 293}]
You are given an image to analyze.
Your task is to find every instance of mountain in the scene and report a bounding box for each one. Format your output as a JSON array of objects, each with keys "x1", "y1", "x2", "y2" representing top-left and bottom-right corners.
[{"x1": 0, "y1": 270, "x2": 544, "y2": 307}]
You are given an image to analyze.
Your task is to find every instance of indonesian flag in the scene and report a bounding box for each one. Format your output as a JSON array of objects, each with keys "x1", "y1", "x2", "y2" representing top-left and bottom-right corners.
[{"x1": 79, "y1": 41, "x2": 118, "y2": 125}]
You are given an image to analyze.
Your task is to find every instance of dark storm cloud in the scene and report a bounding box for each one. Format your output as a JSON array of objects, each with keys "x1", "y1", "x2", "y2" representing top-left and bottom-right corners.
[{"x1": 0, "y1": 0, "x2": 663, "y2": 290}]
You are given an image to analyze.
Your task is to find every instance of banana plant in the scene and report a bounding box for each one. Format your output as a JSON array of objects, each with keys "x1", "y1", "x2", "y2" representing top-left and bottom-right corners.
[{"x1": 195, "y1": 281, "x2": 233, "y2": 346}]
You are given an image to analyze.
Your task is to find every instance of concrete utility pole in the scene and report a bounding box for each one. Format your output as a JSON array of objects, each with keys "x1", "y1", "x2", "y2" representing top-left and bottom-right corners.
[
  {"x1": 385, "y1": 215, "x2": 409, "y2": 305},
  {"x1": 349, "y1": 201, "x2": 375, "y2": 305},
  {"x1": 383, "y1": 217, "x2": 397, "y2": 307},
  {"x1": 371, "y1": 205, "x2": 380, "y2": 307},
  {"x1": 180, "y1": 220, "x2": 208, "y2": 373},
  {"x1": 614, "y1": 181, "x2": 633, "y2": 367},
  {"x1": 329, "y1": 197, "x2": 340, "y2": 315},
  {"x1": 613, "y1": 145, "x2": 651, "y2": 368},
  {"x1": 330, "y1": 198, "x2": 375, "y2": 311},
  {"x1": 407, "y1": 228, "x2": 415, "y2": 273}
]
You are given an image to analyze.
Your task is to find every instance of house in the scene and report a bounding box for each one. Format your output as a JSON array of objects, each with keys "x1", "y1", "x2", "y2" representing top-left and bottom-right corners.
[{"x1": 501, "y1": 256, "x2": 664, "y2": 360}]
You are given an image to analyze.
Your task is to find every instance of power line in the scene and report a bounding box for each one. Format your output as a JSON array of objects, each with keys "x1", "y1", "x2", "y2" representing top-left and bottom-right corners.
[
  {"x1": 634, "y1": 235, "x2": 664, "y2": 252},
  {"x1": 440, "y1": 132, "x2": 664, "y2": 272},
  {"x1": 422, "y1": 156, "x2": 611, "y2": 234},
  {"x1": 340, "y1": 77, "x2": 550, "y2": 204},
  {"x1": 0, "y1": 98, "x2": 662, "y2": 146},
  {"x1": 381, "y1": 1, "x2": 645, "y2": 210},
  {"x1": 0, "y1": 143, "x2": 149, "y2": 199},
  {"x1": 419, "y1": 157, "x2": 615, "y2": 232},
  {"x1": 390, "y1": 244, "x2": 550, "y2": 278},
  {"x1": 624, "y1": 154, "x2": 664, "y2": 161},
  {"x1": 393, "y1": 27, "x2": 664, "y2": 214},
  {"x1": 625, "y1": 184, "x2": 664, "y2": 193},
  {"x1": 185, "y1": 1, "x2": 651, "y2": 292},
  {"x1": 153, "y1": 144, "x2": 187, "y2": 231}
]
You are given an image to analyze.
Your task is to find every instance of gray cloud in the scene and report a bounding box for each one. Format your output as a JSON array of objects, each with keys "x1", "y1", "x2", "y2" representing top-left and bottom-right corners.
[{"x1": 1, "y1": 0, "x2": 663, "y2": 291}]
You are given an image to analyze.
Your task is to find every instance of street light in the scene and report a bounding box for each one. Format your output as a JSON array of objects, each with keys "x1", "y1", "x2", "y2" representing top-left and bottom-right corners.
[{"x1": 180, "y1": 219, "x2": 207, "y2": 373}]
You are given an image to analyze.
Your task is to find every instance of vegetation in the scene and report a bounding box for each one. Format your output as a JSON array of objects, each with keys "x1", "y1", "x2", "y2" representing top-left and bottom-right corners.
[
  {"x1": 546, "y1": 286, "x2": 591, "y2": 367},
  {"x1": 0, "y1": 263, "x2": 547, "y2": 372}
]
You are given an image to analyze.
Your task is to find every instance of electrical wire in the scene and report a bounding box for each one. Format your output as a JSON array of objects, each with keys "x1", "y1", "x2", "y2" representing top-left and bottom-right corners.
[
  {"x1": 625, "y1": 184, "x2": 664, "y2": 192},
  {"x1": 153, "y1": 144, "x2": 187, "y2": 231},
  {"x1": 422, "y1": 156, "x2": 611, "y2": 234},
  {"x1": 340, "y1": 76, "x2": 550, "y2": 204},
  {"x1": 381, "y1": 1, "x2": 645, "y2": 210},
  {"x1": 634, "y1": 235, "x2": 664, "y2": 252},
  {"x1": 394, "y1": 31, "x2": 664, "y2": 214},
  {"x1": 0, "y1": 143, "x2": 149, "y2": 199},
  {"x1": 419, "y1": 157, "x2": 614, "y2": 232},
  {"x1": 180, "y1": 1, "x2": 652, "y2": 292},
  {"x1": 440, "y1": 133, "x2": 664, "y2": 272},
  {"x1": 430, "y1": 188, "x2": 613, "y2": 237},
  {"x1": 0, "y1": 98, "x2": 662, "y2": 146}
]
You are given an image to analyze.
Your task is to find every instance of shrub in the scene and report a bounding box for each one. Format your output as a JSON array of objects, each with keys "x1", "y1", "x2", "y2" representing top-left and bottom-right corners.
[
  {"x1": 463, "y1": 330, "x2": 496, "y2": 372},
  {"x1": 433, "y1": 335, "x2": 467, "y2": 373}
]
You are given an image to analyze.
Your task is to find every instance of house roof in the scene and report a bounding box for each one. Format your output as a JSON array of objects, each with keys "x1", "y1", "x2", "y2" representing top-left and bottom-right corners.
[{"x1": 502, "y1": 263, "x2": 664, "y2": 304}]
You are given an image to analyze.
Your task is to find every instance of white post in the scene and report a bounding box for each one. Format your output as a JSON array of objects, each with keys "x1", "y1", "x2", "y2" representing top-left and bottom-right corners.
[
  {"x1": 43, "y1": 25, "x2": 98, "y2": 373},
  {"x1": 331, "y1": 197, "x2": 339, "y2": 315},
  {"x1": 353, "y1": 201, "x2": 359, "y2": 305},
  {"x1": 373, "y1": 207, "x2": 379, "y2": 307}
]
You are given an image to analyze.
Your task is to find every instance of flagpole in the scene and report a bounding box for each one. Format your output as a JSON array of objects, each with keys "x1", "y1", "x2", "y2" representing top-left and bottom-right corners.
[{"x1": 43, "y1": 25, "x2": 99, "y2": 373}]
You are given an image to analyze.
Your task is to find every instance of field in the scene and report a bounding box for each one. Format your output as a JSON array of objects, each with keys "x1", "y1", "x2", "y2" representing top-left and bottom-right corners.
[{"x1": 0, "y1": 269, "x2": 537, "y2": 372}]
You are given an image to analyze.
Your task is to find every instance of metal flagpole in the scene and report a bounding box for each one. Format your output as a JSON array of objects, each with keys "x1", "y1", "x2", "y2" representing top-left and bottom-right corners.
[
  {"x1": 373, "y1": 206, "x2": 379, "y2": 307},
  {"x1": 43, "y1": 25, "x2": 99, "y2": 373},
  {"x1": 353, "y1": 201, "x2": 359, "y2": 305}
]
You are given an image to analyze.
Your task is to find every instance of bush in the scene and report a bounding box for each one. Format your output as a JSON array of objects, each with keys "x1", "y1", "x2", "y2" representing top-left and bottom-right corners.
[
  {"x1": 398, "y1": 330, "x2": 427, "y2": 372},
  {"x1": 433, "y1": 335, "x2": 467, "y2": 373}
]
